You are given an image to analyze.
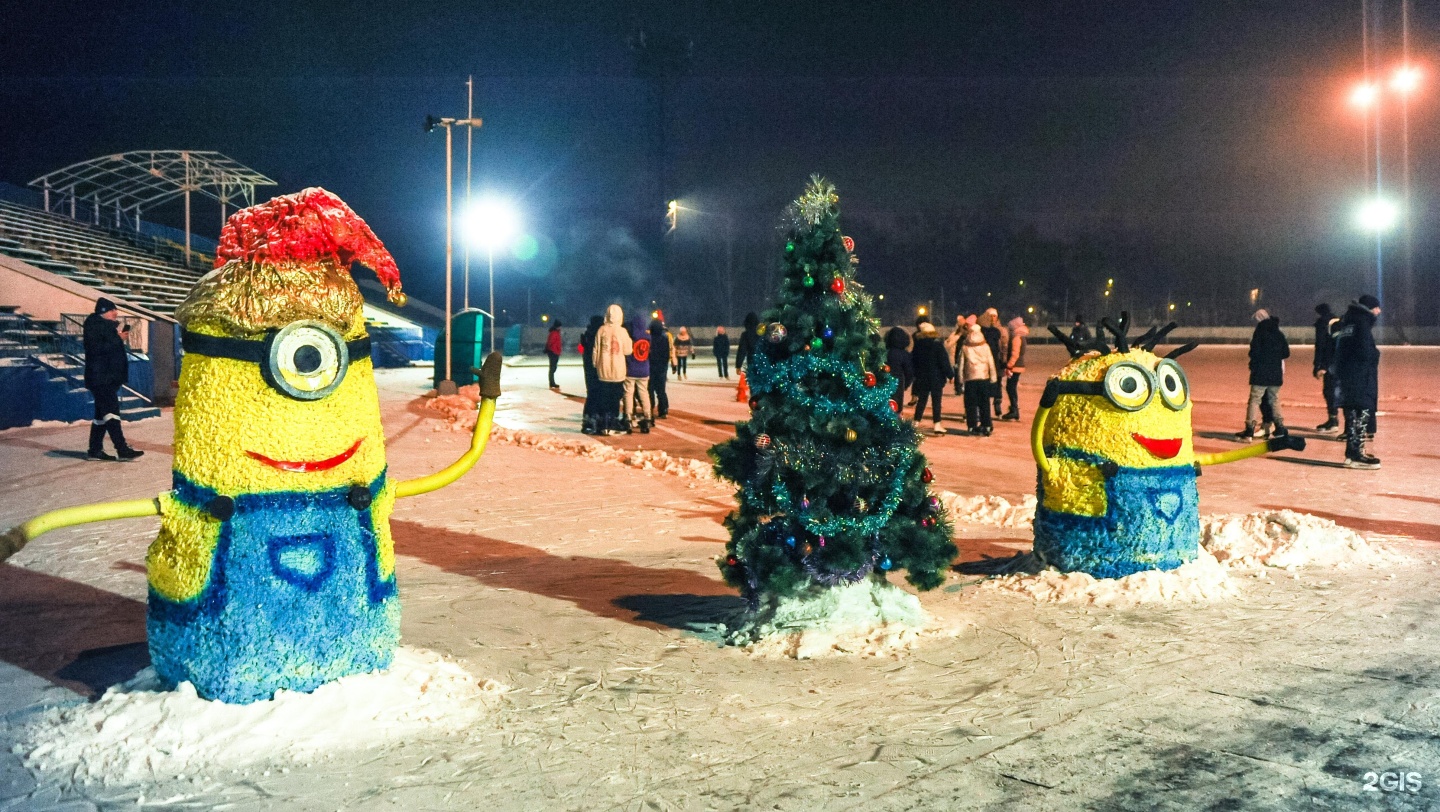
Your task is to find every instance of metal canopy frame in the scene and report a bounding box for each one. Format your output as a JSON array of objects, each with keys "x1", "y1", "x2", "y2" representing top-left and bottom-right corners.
[{"x1": 28, "y1": 151, "x2": 276, "y2": 262}]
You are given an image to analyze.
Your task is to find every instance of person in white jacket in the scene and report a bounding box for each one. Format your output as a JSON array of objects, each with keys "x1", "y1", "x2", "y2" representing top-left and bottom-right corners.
[
  {"x1": 592, "y1": 303, "x2": 632, "y2": 435},
  {"x1": 960, "y1": 323, "x2": 998, "y2": 436}
]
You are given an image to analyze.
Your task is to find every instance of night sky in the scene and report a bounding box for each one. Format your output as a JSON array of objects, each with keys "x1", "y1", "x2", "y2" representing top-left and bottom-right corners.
[{"x1": 3, "y1": 1, "x2": 1433, "y2": 326}]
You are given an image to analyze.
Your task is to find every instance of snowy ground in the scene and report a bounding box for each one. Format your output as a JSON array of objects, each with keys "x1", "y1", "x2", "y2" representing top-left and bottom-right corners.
[{"x1": 2, "y1": 345, "x2": 1439, "y2": 810}]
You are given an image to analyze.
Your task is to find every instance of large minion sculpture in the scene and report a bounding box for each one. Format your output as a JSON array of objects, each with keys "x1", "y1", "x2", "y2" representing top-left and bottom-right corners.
[
  {"x1": 1031, "y1": 314, "x2": 1304, "y2": 578},
  {"x1": 0, "y1": 188, "x2": 503, "y2": 704}
]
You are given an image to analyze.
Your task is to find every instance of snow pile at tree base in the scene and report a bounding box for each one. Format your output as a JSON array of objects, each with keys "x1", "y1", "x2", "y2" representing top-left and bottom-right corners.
[
  {"x1": 1201, "y1": 509, "x2": 1402, "y2": 569},
  {"x1": 422, "y1": 391, "x2": 716, "y2": 481},
  {"x1": 15, "y1": 647, "x2": 506, "y2": 786},
  {"x1": 729, "y1": 579, "x2": 930, "y2": 659},
  {"x1": 937, "y1": 491, "x2": 1036, "y2": 528},
  {"x1": 978, "y1": 510, "x2": 1402, "y2": 606},
  {"x1": 982, "y1": 548, "x2": 1237, "y2": 607}
]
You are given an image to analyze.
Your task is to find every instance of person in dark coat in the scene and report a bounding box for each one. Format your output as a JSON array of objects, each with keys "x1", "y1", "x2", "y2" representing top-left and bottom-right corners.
[
  {"x1": 1236, "y1": 309, "x2": 1290, "y2": 440},
  {"x1": 648, "y1": 317, "x2": 671, "y2": 419},
  {"x1": 712, "y1": 326, "x2": 731, "y2": 379},
  {"x1": 1313, "y1": 303, "x2": 1341, "y2": 433},
  {"x1": 82, "y1": 298, "x2": 142, "y2": 460},
  {"x1": 577, "y1": 315, "x2": 603, "y2": 434},
  {"x1": 734, "y1": 312, "x2": 760, "y2": 375},
  {"x1": 909, "y1": 322, "x2": 954, "y2": 435},
  {"x1": 1069, "y1": 315, "x2": 1092, "y2": 344},
  {"x1": 1333, "y1": 295, "x2": 1382, "y2": 468},
  {"x1": 884, "y1": 326, "x2": 915, "y2": 407}
]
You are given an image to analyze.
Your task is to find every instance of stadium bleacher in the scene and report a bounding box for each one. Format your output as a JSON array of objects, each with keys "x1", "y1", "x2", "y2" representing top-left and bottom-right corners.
[{"x1": 0, "y1": 200, "x2": 208, "y2": 313}]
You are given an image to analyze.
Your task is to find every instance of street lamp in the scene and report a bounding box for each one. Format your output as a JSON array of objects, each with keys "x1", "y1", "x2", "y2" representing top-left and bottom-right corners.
[
  {"x1": 462, "y1": 197, "x2": 521, "y2": 354},
  {"x1": 425, "y1": 113, "x2": 483, "y2": 395},
  {"x1": 1357, "y1": 197, "x2": 1400, "y2": 232}
]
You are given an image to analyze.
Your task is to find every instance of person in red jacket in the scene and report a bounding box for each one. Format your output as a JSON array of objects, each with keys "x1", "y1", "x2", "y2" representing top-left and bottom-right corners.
[{"x1": 545, "y1": 321, "x2": 563, "y2": 390}]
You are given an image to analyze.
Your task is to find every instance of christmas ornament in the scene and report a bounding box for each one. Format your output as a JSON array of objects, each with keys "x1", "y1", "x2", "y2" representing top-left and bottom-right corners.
[
  {"x1": 803, "y1": 274, "x2": 815, "y2": 288},
  {"x1": 755, "y1": 433, "x2": 772, "y2": 450},
  {"x1": 801, "y1": 495, "x2": 810, "y2": 510},
  {"x1": 879, "y1": 557, "x2": 892, "y2": 571},
  {"x1": 830, "y1": 276, "x2": 845, "y2": 295},
  {"x1": 926, "y1": 496, "x2": 942, "y2": 512},
  {"x1": 749, "y1": 398, "x2": 759, "y2": 410},
  {"x1": 785, "y1": 241, "x2": 795, "y2": 253},
  {"x1": 844, "y1": 428, "x2": 858, "y2": 442},
  {"x1": 767, "y1": 323, "x2": 788, "y2": 343},
  {"x1": 921, "y1": 517, "x2": 936, "y2": 528},
  {"x1": 881, "y1": 364, "x2": 891, "y2": 373},
  {"x1": 818, "y1": 535, "x2": 827, "y2": 547},
  {"x1": 822, "y1": 327, "x2": 834, "y2": 339},
  {"x1": 889, "y1": 399, "x2": 900, "y2": 413},
  {"x1": 726, "y1": 555, "x2": 739, "y2": 567},
  {"x1": 842, "y1": 235, "x2": 855, "y2": 252},
  {"x1": 855, "y1": 496, "x2": 868, "y2": 512},
  {"x1": 756, "y1": 323, "x2": 767, "y2": 336},
  {"x1": 921, "y1": 467, "x2": 934, "y2": 483},
  {"x1": 810, "y1": 337, "x2": 823, "y2": 351},
  {"x1": 863, "y1": 372, "x2": 876, "y2": 387}
]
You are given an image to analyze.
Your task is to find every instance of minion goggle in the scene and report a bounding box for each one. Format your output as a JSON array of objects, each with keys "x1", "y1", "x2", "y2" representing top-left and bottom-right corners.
[
  {"x1": 1041, "y1": 359, "x2": 1190, "y2": 412},
  {"x1": 181, "y1": 321, "x2": 370, "y2": 401}
]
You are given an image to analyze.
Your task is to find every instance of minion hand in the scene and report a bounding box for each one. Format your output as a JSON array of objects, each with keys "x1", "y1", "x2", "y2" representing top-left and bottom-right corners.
[{"x1": 395, "y1": 351, "x2": 503, "y2": 499}]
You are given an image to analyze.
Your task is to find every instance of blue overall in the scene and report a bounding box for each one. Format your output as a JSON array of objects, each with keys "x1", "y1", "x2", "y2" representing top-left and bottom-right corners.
[
  {"x1": 1033, "y1": 449, "x2": 1199, "y2": 579},
  {"x1": 148, "y1": 472, "x2": 399, "y2": 704}
]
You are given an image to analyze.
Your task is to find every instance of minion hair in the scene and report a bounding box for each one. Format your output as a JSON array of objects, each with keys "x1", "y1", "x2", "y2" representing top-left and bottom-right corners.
[
  {"x1": 1048, "y1": 324, "x2": 1112, "y2": 358},
  {"x1": 1136, "y1": 321, "x2": 1179, "y2": 352},
  {"x1": 1100, "y1": 312, "x2": 1132, "y2": 353},
  {"x1": 1165, "y1": 341, "x2": 1199, "y2": 359}
]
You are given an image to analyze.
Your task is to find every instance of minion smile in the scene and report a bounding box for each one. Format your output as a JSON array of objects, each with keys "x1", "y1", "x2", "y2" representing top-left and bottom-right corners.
[
  {"x1": 246, "y1": 438, "x2": 363, "y2": 473},
  {"x1": 1131, "y1": 433, "x2": 1182, "y2": 460}
]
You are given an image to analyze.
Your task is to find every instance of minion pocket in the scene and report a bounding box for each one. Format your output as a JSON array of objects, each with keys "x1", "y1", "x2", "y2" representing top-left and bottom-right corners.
[{"x1": 269, "y1": 533, "x2": 337, "y2": 591}]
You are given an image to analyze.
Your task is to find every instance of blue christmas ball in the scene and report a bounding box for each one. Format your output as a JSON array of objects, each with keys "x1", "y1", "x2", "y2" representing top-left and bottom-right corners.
[{"x1": 880, "y1": 557, "x2": 892, "y2": 571}]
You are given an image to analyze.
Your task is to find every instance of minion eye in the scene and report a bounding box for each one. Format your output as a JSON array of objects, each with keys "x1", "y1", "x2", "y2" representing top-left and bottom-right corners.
[
  {"x1": 1156, "y1": 359, "x2": 1189, "y2": 410},
  {"x1": 1103, "y1": 362, "x2": 1153, "y2": 411},
  {"x1": 265, "y1": 321, "x2": 348, "y2": 400}
]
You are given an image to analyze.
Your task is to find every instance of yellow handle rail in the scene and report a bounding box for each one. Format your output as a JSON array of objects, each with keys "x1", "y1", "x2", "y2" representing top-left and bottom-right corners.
[{"x1": 1, "y1": 497, "x2": 161, "y2": 563}]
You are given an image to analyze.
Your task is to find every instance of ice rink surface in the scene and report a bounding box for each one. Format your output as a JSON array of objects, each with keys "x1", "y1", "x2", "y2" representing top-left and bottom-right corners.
[{"x1": 2, "y1": 344, "x2": 1438, "y2": 810}]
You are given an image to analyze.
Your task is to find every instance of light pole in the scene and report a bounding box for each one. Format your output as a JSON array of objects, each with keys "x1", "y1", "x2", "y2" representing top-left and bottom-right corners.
[
  {"x1": 669, "y1": 201, "x2": 736, "y2": 325},
  {"x1": 464, "y1": 198, "x2": 521, "y2": 354},
  {"x1": 425, "y1": 114, "x2": 483, "y2": 394}
]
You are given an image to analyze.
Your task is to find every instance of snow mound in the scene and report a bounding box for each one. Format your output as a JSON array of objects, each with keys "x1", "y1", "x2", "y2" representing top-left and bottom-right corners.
[
  {"x1": 938, "y1": 491, "x2": 1036, "y2": 528},
  {"x1": 730, "y1": 579, "x2": 930, "y2": 659},
  {"x1": 421, "y1": 390, "x2": 717, "y2": 481},
  {"x1": 16, "y1": 647, "x2": 506, "y2": 786},
  {"x1": 1200, "y1": 509, "x2": 1403, "y2": 569},
  {"x1": 982, "y1": 548, "x2": 1237, "y2": 607}
]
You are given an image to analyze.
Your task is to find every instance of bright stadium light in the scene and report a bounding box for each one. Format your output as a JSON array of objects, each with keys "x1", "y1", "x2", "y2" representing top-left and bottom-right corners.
[
  {"x1": 1392, "y1": 65, "x2": 1422, "y2": 94},
  {"x1": 1358, "y1": 197, "x2": 1401, "y2": 233},
  {"x1": 461, "y1": 197, "x2": 522, "y2": 353},
  {"x1": 1351, "y1": 82, "x2": 1380, "y2": 107}
]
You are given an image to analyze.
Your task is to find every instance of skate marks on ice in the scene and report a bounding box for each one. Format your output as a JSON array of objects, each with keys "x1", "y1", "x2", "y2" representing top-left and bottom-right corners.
[
  {"x1": 724, "y1": 579, "x2": 951, "y2": 660},
  {"x1": 10, "y1": 646, "x2": 507, "y2": 788}
]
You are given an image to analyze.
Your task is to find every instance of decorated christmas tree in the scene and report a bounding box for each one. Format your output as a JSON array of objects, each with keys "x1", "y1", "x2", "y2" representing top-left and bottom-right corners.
[{"x1": 711, "y1": 177, "x2": 956, "y2": 620}]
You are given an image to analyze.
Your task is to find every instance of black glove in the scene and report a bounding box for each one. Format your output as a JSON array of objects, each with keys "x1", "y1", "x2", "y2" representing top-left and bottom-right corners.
[{"x1": 1266, "y1": 434, "x2": 1306, "y2": 452}]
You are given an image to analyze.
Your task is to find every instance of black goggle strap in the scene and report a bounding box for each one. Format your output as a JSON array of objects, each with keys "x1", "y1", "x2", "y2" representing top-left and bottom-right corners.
[
  {"x1": 1040, "y1": 378, "x2": 1106, "y2": 409},
  {"x1": 181, "y1": 330, "x2": 372, "y2": 364}
]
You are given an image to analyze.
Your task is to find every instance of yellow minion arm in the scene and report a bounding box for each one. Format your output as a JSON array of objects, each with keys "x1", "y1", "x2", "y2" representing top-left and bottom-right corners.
[
  {"x1": 396, "y1": 351, "x2": 503, "y2": 499},
  {"x1": 1030, "y1": 403, "x2": 1053, "y2": 475},
  {"x1": 1, "y1": 497, "x2": 161, "y2": 564},
  {"x1": 1197, "y1": 434, "x2": 1306, "y2": 467}
]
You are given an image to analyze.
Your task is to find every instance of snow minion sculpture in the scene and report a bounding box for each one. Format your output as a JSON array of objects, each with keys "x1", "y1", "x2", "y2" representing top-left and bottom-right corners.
[
  {"x1": 1031, "y1": 313, "x2": 1304, "y2": 578},
  {"x1": 0, "y1": 188, "x2": 503, "y2": 704}
]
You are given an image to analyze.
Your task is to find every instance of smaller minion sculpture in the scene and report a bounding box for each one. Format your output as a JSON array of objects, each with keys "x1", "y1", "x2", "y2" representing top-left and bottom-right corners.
[
  {"x1": 1, "y1": 189, "x2": 502, "y2": 703},
  {"x1": 1031, "y1": 314, "x2": 1304, "y2": 578}
]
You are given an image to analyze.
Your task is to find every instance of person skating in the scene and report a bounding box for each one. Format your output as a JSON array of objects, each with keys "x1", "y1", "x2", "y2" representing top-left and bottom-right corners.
[
  {"x1": 884, "y1": 325, "x2": 915, "y2": 408},
  {"x1": 623, "y1": 314, "x2": 654, "y2": 433},
  {"x1": 1333, "y1": 294, "x2": 1382, "y2": 469},
  {"x1": 648, "y1": 317, "x2": 671, "y2": 419},
  {"x1": 674, "y1": 326, "x2": 692, "y2": 379},
  {"x1": 1313, "y1": 303, "x2": 1342, "y2": 433},
  {"x1": 82, "y1": 297, "x2": 143, "y2": 461},
  {"x1": 1001, "y1": 315, "x2": 1028, "y2": 421},
  {"x1": 545, "y1": 320, "x2": 563, "y2": 390},
  {"x1": 577, "y1": 314, "x2": 603, "y2": 434},
  {"x1": 713, "y1": 326, "x2": 731, "y2": 379},
  {"x1": 961, "y1": 323, "x2": 999, "y2": 435},
  {"x1": 910, "y1": 321, "x2": 954, "y2": 435},
  {"x1": 592, "y1": 304, "x2": 632, "y2": 435},
  {"x1": 1236, "y1": 309, "x2": 1290, "y2": 440},
  {"x1": 979, "y1": 308, "x2": 1008, "y2": 418},
  {"x1": 734, "y1": 312, "x2": 759, "y2": 375}
]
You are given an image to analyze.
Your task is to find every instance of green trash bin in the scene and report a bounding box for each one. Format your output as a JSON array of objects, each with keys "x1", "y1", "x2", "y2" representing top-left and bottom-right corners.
[{"x1": 433, "y1": 309, "x2": 488, "y2": 388}]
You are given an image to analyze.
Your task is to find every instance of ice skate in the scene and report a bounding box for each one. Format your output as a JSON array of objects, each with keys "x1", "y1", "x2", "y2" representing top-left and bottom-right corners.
[
  {"x1": 1235, "y1": 423, "x2": 1257, "y2": 442},
  {"x1": 1315, "y1": 417, "x2": 1341, "y2": 434},
  {"x1": 930, "y1": 420, "x2": 946, "y2": 435}
]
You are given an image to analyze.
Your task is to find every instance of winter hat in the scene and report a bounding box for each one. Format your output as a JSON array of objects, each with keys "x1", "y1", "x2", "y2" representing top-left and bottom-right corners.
[
  {"x1": 176, "y1": 188, "x2": 403, "y2": 339},
  {"x1": 94, "y1": 297, "x2": 117, "y2": 315},
  {"x1": 965, "y1": 323, "x2": 986, "y2": 344},
  {"x1": 1358, "y1": 294, "x2": 1381, "y2": 309},
  {"x1": 1007, "y1": 316, "x2": 1027, "y2": 332},
  {"x1": 1315, "y1": 303, "x2": 1334, "y2": 317},
  {"x1": 1253, "y1": 308, "x2": 1270, "y2": 322},
  {"x1": 917, "y1": 321, "x2": 938, "y2": 336}
]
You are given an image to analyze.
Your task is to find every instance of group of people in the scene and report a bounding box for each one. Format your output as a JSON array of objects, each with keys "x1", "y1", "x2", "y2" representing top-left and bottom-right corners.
[
  {"x1": 564, "y1": 306, "x2": 729, "y2": 435},
  {"x1": 1238, "y1": 295, "x2": 1383, "y2": 469},
  {"x1": 885, "y1": 307, "x2": 1030, "y2": 437}
]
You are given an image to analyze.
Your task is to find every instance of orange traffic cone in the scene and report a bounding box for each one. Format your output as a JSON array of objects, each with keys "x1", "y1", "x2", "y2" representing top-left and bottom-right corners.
[{"x1": 736, "y1": 370, "x2": 750, "y2": 403}]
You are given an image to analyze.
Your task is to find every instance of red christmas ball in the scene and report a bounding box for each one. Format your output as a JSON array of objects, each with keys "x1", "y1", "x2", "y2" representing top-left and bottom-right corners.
[
  {"x1": 889, "y1": 399, "x2": 900, "y2": 413},
  {"x1": 921, "y1": 467, "x2": 934, "y2": 484},
  {"x1": 749, "y1": 397, "x2": 759, "y2": 409},
  {"x1": 842, "y1": 235, "x2": 855, "y2": 252},
  {"x1": 881, "y1": 364, "x2": 891, "y2": 374},
  {"x1": 755, "y1": 433, "x2": 772, "y2": 449},
  {"x1": 921, "y1": 517, "x2": 936, "y2": 528},
  {"x1": 725, "y1": 555, "x2": 739, "y2": 567},
  {"x1": 830, "y1": 276, "x2": 845, "y2": 295},
  {"x1": 863, "y1": 372, "x2": 877, "y2": 387}
]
